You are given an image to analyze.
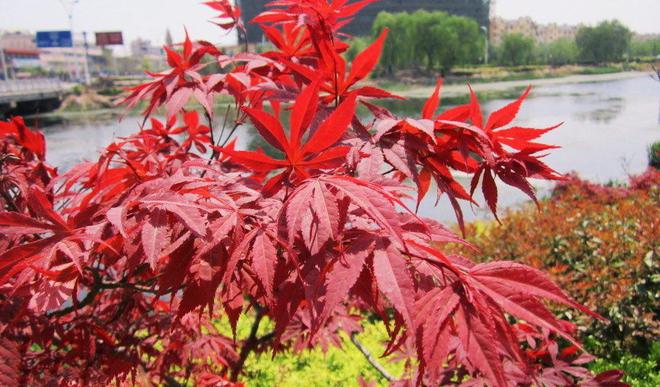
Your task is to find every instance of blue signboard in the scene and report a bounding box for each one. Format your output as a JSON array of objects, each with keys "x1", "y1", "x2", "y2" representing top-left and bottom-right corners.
[{"x1": 35, "y1": 31, "x2": 73, "y2": 48}]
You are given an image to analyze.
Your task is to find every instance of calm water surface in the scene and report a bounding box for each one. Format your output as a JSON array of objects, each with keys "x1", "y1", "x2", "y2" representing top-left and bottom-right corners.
[{"x1": 37, "y1": 75, "x2": 660, "y2": 223}]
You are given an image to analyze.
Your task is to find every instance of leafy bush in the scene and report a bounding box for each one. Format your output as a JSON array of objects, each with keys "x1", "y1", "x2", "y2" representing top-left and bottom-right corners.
[
  {"x1": 576, "y1": 20, "x2": 632, "y2": 63},
  {"x1": 495, "y1": 33, "x2": 536, "y2": 66},
  {"x1": 212, "y1": 314, "x2": 403, "y2": 386},
  {"x1": 544, "y1": 38, "x2": 579, "y2": 66},
  {"x1": 452, "y1": 170, "x2": 660, "y2": 358},
  {"x1": 631, "y1": 38, "x2": 660, "y2": 59},
  {"x1": 589, "y1": 342, "x2": 660, "y2": 387},
  {"x1": 649, "y1": 140, "x2": 660, "y2": 168}
]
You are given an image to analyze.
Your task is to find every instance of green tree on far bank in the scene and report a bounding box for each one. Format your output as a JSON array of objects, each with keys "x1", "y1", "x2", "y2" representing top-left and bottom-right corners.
[
  {"x1": 496, "y1": 33, "x2": 536, "y2": 66},
  {"x1": 371, "y1": 10, "x2": 483, "y2": 74},
  {"x1": 631, "y1": 37, "x2": 660, "y2": 59},
  {"x1": 545, "y1": 38, "x2": 579, "y2": 65},
  {"x1": 576, "y1": 20, "x2": 632, "y2": 63}
]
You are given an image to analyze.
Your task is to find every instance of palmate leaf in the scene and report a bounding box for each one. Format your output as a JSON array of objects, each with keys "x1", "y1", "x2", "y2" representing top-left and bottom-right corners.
[
  {"x1": 308, "y1": 181, "x2": 340, "y2": 249},
  {"x1": 301, "y1": 94, "x2": 356, "y2": 154},
  {"x1": 469, "y1": 262, "x2": 605, "y2": 321},
  {"x1": 372, "y1": 238, "x2": 416, "y2": 328},
  {"x1": 251, "y1": 229, "x2": 278, "y2": 302},
  {"x1": 317, "y1": 235, "x2": 374, "y2": 329},
  {"x1": 415, "y1": 286, "x2": 460, "y2": 377},
  {"x1": 0, "y1": 338, "x2": 20, "y2": 387},
  {"x1": 139, "y1": 192, "x2": 207, "y2": 236},
  {"x1": 320, "y1": 175, "x2": 405, "y2": 248},
  {"x1": 347, "y1": 29, "x2": 388, "y2": 86},
  {"x1": 141, "y1": 208, "x2": 170, "y2": 269},
  {"x1": 0, "y1": 212, "x2": 58, "y2": 235},
  {"x1": 481, "y1": 166, "x2": 499, "y2": 220},
  {"x1": 222, "y1": 88, "x2": 357, "y2": 183},
  {"x1": 0, "y1": 237, "x2": 58, "y2": 285},
  {"x1": 484, "y1": 86, "x2": 531, "y2": 131},
  {"x1": 456, "y1": 302, "x2": 508, "y2": 386},
  {"x1": 421, "y1": 78, "x2": 443, "y2": 120}
]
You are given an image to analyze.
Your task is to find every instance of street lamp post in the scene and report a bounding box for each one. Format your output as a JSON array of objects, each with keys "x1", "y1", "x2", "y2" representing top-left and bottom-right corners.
[
  {"x1": 82, "y1": 31, "x2": 91, "y2": 85},
  {"x1": 481, "y1": 25, "x2": 489, "y2": 65},
  {"x1": 59, "y1": 0, "x2": 90, "y2": 85}
]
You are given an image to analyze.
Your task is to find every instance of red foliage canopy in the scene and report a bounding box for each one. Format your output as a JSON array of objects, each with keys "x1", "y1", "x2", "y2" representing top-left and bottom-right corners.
[{"x1": 0, "y1": 1, "x2": 625, "y2": 385}]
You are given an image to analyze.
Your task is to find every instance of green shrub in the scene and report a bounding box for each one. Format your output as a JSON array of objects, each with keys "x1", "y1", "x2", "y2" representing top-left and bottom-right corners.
[
  {"x1": 588, "y1": 342, "x2": 660, "y2": 387},
  {"x1": 214, "y1": 314, "x2": 404, "y2": 386},
  {"x1": 649, "y1": 141, "x2": 660, "y2": 169},
  {"x1": 495, "y1": 33, "x2": 536, "y2": 66}
]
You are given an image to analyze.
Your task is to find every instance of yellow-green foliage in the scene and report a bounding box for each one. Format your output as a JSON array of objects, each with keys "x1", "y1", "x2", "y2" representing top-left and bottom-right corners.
[{"x1": 214, "y1": 315, "x2": 405, "y2": 386}]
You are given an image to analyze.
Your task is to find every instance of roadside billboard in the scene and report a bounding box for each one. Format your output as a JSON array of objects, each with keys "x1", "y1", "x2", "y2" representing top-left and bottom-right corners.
[
  {"x1": 35, "y1": 31, "x2": 73, "y2": 48},
  {"x1": 95, "y1": 32, "x2": 123, "y2": 46}
]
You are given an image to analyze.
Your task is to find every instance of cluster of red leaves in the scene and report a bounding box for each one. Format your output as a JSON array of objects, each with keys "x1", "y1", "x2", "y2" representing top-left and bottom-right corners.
[
  {"x1": 1, "y1": 1, "x2": 626, "y2": 385},
  {"x1": 205, "y1": 1, "x2": 245, "y2": 32}
]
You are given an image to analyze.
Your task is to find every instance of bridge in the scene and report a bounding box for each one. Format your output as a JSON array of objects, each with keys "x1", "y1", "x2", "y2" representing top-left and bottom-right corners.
[{"x1": 0, "y1": 78, "x2": 65, "y2": 118}]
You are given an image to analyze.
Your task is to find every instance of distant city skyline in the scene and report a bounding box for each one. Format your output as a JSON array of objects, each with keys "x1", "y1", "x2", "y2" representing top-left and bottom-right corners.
[{"x1": 0, "y1": 0, "x2": 658, "y2": 54}]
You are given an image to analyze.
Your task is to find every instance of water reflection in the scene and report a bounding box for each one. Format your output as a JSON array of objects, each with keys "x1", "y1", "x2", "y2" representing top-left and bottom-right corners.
[{"x1": 573, "y1": 96, "x2": 625, "y2": 124}]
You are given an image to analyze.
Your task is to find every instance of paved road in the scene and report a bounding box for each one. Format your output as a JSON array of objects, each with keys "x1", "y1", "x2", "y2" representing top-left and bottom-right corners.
[{"x1": 397, "y1": 71, "x2": 647, "y2": 98}]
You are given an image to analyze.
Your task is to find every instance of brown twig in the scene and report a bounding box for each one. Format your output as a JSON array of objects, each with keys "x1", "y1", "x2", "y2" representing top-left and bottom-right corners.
[
  {"x1": 349, "y1": 332, "x2": 395, "y2": 382},
  {"x1": 230, "y1": 306, "x2": 267, "y2": 381}
]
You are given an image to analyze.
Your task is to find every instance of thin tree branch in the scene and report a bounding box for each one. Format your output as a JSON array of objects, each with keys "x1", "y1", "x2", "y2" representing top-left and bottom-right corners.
[
  {"x1": 205, "y1": 111, "x2": 216, "y2": 146},
  {"x1": 230, "y1": 306, "x2": 266, "y2": 381},
  {"x1": 350, "y1": 332, "x2": 395, "y2": 382}
]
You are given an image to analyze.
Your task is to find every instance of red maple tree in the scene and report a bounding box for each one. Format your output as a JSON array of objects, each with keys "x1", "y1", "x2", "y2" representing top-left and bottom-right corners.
[{"x1": 0, "y1": 1, "x2": 626, "y2": 385}]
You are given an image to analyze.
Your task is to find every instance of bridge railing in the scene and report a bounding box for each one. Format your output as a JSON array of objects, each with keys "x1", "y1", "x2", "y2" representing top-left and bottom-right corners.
[{"x1": 0, "y1": 78, "x2": 63, "y2": 96}]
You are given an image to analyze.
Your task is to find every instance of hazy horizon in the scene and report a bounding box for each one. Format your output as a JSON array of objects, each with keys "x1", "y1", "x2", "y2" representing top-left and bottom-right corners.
[{"x1": 0, "y1": 0, "x2": 658, "y2": 54}]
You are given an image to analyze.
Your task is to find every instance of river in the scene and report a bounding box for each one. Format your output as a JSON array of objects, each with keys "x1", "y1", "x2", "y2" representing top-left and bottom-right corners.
[{"x1": 33, "y1": 74, "x2": 659, "y2": 223}]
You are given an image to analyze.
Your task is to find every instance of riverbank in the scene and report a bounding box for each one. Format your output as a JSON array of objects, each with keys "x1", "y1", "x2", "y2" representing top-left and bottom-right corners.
[
  {"x1": 394, "y1": 70, "x2": 647, "y2": 99},
  {"x1": 372, "y1": 61, "x2": 653, "y2": 88},
  {"x1": 42, "y1": 70, "x2": 648, "y2": 119}
]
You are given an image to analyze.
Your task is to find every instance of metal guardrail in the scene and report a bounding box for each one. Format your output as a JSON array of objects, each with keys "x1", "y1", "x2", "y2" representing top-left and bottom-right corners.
[{"x1": 0, "y1": 78, "x2": 63, "y2": 97}]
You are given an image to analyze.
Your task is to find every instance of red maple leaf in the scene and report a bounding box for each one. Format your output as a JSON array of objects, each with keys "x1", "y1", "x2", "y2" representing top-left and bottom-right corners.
[{"x1": 220, "y1": 82, "x2": 357, "y2": 184}]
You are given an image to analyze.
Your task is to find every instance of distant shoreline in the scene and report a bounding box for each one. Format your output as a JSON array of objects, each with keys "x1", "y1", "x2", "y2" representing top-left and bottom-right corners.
[
  {"x1": 396, "y1": 71, "x2": 647, "y2": 99},
  {"x1": 33, "y1": 71, "x2": 648, "y2": 119}
]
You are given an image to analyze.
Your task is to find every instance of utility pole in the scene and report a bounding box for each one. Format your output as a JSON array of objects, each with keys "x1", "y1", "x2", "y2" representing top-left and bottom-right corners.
[
  {"x1": 59, "y1": 0, "x2": 89, "y2": 84},
  {"x1": 0, "y1": 47, "x2": 8, "y2": 80},
  {"x1": 82, "y1": 31, "x2": 91, "y2": 85},
  {"x1": 481, "y1": 25, "x2": 489, "y2": 65}
]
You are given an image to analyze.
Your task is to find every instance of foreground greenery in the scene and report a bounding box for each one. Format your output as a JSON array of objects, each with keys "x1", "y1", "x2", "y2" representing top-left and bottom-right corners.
[
  {"x1": 588, "y1": 342, "x2": 660, "y2": 387},
  {"x1": 214, "y1": 315, "x2": 404, "y2": 386}
]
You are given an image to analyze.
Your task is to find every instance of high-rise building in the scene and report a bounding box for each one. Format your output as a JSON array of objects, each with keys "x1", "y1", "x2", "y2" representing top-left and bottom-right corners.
[{"x1": 237, "y1": 0, "x2": 491, "y2": 43}]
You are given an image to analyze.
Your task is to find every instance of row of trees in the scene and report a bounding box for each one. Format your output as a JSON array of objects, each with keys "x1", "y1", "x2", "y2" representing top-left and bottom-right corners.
[
  {"x1": 488, "y1": 20, "x2": 640, "y2": 67},
  {"x1": 369, "y1": 10, "x2": 484, "y2": 73},
  {"x1": 357, "y1": 12, "x2": 654, "y2": 72}
]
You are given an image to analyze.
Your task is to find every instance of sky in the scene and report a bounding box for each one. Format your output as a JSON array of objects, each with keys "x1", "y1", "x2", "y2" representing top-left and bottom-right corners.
[
  {"x1": 496, "y1": 0, "x2": 660, "y2": 33},
  {"x1": 0, "y1": 0, "x2": 659, "y2": 54}
]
